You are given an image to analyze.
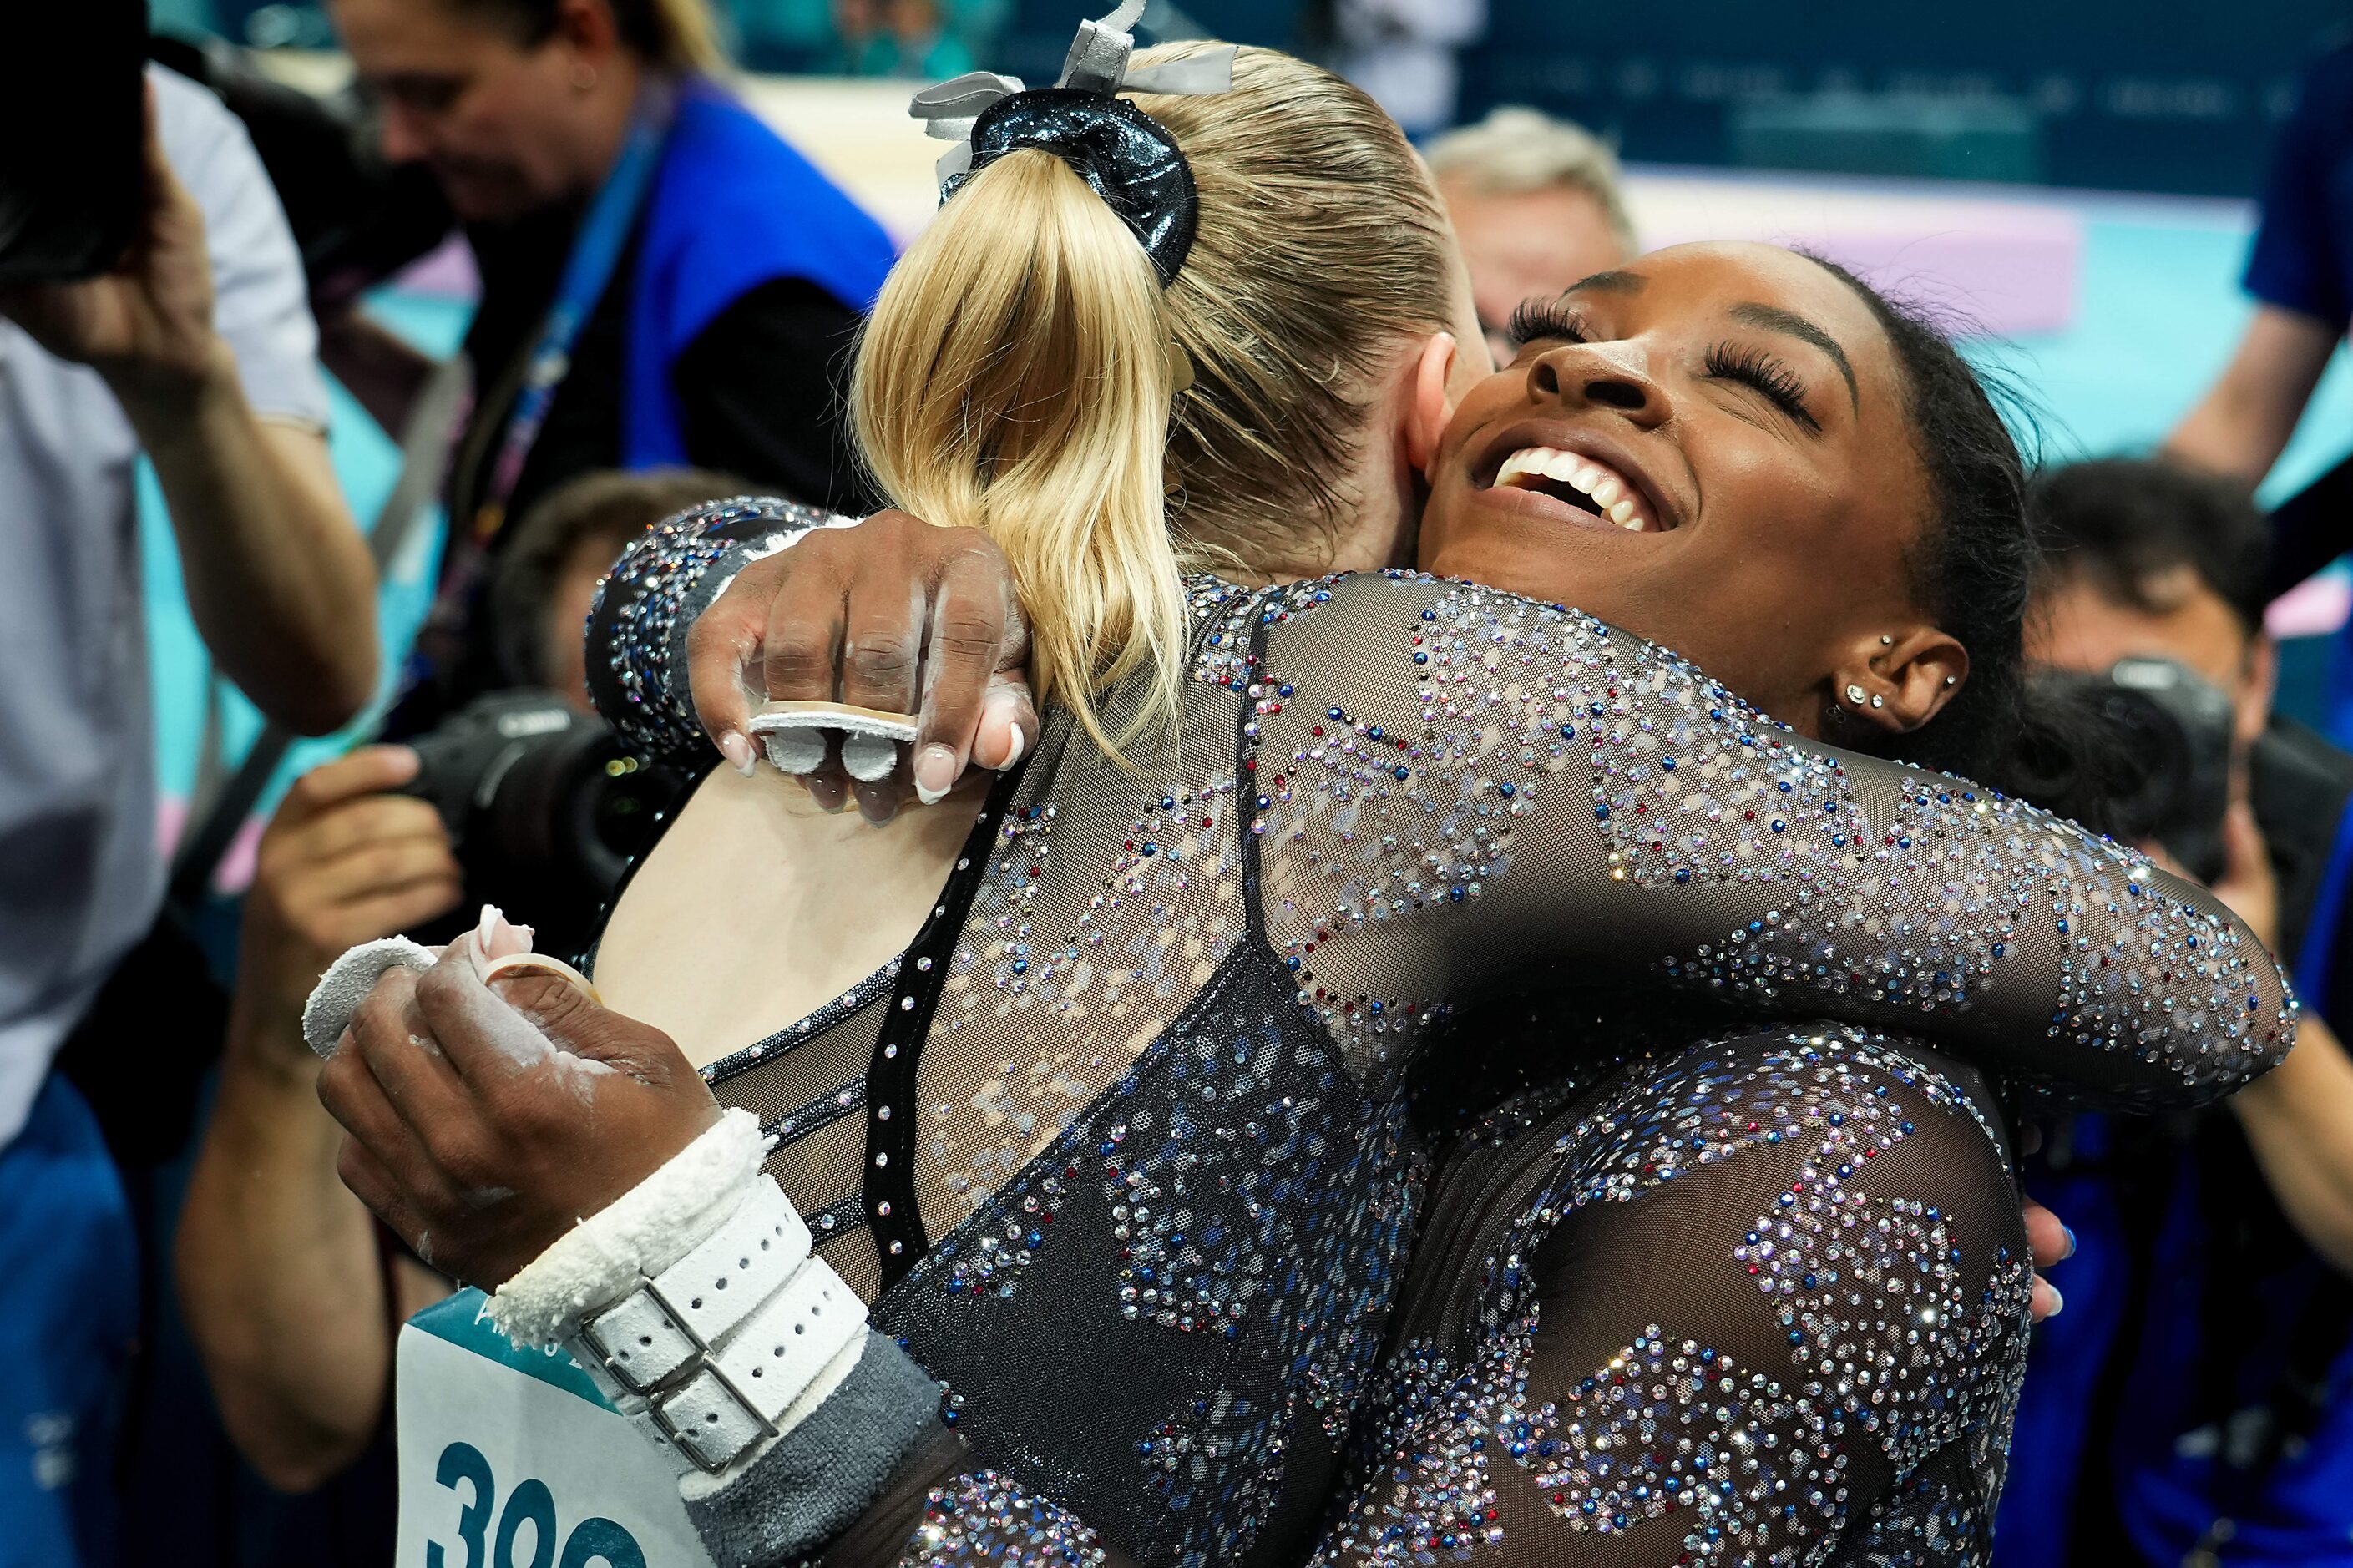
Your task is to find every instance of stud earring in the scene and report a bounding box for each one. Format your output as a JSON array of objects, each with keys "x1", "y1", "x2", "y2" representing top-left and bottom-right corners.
[
  {"x1": 1870, "y1": 693, "x2": 1885, "y2": 709},
  {"x1": 1844, "y1": 684, "x2": 1865, "y2": 705},
  {"x1": 1879, "y1": 635, "x2": 1894, "y2": 646},
  {"x1": 1943, "y1": 675, "x2": 1957, "y2": 687}
]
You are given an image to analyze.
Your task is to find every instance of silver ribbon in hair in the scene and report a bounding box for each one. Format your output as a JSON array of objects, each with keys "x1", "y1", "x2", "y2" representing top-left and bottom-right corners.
[{"x1": 909, "y1": 3, "x2": 1238, "y2": 189}]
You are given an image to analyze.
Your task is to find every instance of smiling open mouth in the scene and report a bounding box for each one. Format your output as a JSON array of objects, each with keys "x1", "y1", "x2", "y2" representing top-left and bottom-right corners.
[{"x1": 1490, "y1": 447, "x2": 1662, "y2": 532}]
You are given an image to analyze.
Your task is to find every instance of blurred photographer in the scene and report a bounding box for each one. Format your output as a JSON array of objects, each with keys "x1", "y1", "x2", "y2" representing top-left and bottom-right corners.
[
  {"x1": 313, "y1": 0, "x2": 895, "y2": 736},
  {"x1": 1998, "y1": 458, "x2": 2353, "y2": 1568},
  {"x1": 0, "y1": 48, "x2": 377, "y2": 1560},
  {"x1": 177, "y1": 468, "x2": 730, "y2": 1508}
]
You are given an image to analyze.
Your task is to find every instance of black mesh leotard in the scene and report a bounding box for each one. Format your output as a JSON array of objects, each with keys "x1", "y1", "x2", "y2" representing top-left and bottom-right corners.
[{"x1": 585, "y1": 498, "x2": 2294, "y2": 1568}]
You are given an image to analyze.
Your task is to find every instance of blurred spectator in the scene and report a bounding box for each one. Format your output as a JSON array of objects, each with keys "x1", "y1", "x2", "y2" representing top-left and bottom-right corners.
[
  {"x1": 823, "y1": 0, "x2": 973, "y2": 78},
  {"x1": 2000, "y1": 458, "x2": 2353, "y2": 1568},
  {"x1": 489, "y1": 465, "x2": 751, "y2": 703},
  {"x1": 176, "y1": 468, "x2": 738, "y2": 1510},
  {"x1": 0, "y1": 67, "x2": 377, "y2": 1565},
  {"x1": 1312, "y1": 0, "x2": 1485, "y2": 138},
  {"x1": 1425, "y1": 106, "x2": 1636, "y2": 365},
  {"x1": 317, "y1": 0, "x2": 894, "y2": 732},
  {"x1": 2168, "y1": 37, "x2": 2353, "y2": 488}
]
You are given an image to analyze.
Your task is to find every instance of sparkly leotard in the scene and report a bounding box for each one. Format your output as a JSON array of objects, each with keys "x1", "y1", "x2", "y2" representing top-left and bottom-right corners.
[{"x1": 586, "y1": 498, "x2": 2295, "y2": 1568}]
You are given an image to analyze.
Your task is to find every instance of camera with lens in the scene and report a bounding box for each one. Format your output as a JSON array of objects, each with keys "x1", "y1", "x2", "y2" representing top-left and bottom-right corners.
[
  {"x1": 2036, "y1": 655, "x2": 2236, "y2": 882},
  {"x1": 397, "y1": 690, "x2": 695, "y2": 958}
]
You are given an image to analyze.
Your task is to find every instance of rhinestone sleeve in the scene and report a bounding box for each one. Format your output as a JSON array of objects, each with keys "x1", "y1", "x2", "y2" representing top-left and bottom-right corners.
[
  {"x1": 893, "y1": 1470, "x2": 1115, "y2": 1567},
  {"x1": 584, "y1": 494, "x2": 844, "y2": 762},
  {"x1": 1248, "y1": 571, "x2": 2297, "y2": 1109},
  {"x1": 1313, "y1": 1029, "x2": 2032, "y2": 1568}
]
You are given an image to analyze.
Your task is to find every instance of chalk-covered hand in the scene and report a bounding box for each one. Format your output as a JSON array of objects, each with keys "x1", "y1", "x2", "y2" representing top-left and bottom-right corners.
[{"x1": 317, "y1": 913, "x2": 719, "y2": 1288}]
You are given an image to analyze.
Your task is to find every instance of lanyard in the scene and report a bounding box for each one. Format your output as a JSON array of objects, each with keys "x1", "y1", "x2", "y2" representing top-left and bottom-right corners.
[{"x1": 469, "y1": 82, "x2": 675, "y2": 545}]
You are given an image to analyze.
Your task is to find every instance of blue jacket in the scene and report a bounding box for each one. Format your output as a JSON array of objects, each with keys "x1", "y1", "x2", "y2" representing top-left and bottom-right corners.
[{"x1": 623, "y1": 80, "x2": 897, "y2": 468}]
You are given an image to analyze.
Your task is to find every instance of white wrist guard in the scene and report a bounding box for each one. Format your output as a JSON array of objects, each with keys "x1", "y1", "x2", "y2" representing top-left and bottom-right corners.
[{"x1": 491, "y1": 1110, "x2": 867, "y2": 1475}]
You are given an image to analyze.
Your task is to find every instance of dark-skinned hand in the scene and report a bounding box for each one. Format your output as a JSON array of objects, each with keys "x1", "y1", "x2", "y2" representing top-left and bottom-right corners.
[
  {"x1": 687, "y1": 508, "x2": 1038, "y2": 823},
  {"x1": 318, "y1": 925, "x2": 721, "y2": 1289}
]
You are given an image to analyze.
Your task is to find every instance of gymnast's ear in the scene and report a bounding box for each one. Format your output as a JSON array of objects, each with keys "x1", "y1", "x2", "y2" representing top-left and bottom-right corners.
[{"x1": 1404, "y1": 331, "x2": 1461, "y2": 478}]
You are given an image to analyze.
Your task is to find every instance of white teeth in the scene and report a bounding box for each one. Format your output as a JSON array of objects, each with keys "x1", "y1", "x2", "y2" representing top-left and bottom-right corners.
[
  {"x1": 1495, "y1": 448, "x2": 1548, "y2": 487},
  {"x1": 1493, "y1": 444, "x2": 1653, "y2": 531}
]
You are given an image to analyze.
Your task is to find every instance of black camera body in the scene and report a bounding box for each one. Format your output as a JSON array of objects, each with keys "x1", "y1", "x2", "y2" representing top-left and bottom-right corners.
[
  {"x1": 2039, "y1": 655, "x2": 2237, "y2": 882},
  {"x1": 397, "y1": 690, "x2": 695, "y2": 957},
  {"x1": 0, "y1": 1, "x2": 145, "y2": 283}
]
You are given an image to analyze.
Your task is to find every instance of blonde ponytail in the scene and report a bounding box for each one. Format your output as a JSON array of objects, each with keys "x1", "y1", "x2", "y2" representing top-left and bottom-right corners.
[
  {"x1": 851, "y1": 45, "x2": 1460, "y2": 764},
  {"x1": 852, "y1": 149, "x2": 1187, "y2": 762}
]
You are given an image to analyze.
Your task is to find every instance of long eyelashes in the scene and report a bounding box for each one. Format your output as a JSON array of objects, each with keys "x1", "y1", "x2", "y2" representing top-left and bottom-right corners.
[
  {"x1": 1704, "y1": 343, "x2": 1819, "y2": 430},
  {"x1": 1510, "y1": 302, "x2": 1821, "y2": 432},
  {"x1": 1506, "y1": 299, "x2": 1591, "y2": 351}
]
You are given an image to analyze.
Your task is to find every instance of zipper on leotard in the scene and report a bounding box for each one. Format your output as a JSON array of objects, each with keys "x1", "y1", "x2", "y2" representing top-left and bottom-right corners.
[{"x1": 863, "y1": 761, "x2": 1032, "y2": 1291}]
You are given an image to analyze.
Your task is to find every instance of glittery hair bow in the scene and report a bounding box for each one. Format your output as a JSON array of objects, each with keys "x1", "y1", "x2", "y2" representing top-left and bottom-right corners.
[{"x1": 908, "y1": 1, "x2": 1237, "y2": 285}]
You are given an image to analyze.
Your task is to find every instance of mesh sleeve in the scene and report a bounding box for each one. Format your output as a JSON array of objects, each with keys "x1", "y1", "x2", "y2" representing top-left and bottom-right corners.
[
  {"x1": 809, "y1": 1429, "x2": 1142, "y2": 1568},
  {"x1": 1313, "y1": 1032, "x2": 2030, "y2": 1567},
  {"x1": 1243, "y1": 571, "x2": 2296, "y2": 1110},
  {"x1": 584, "y1": 495, "x2": 848, "y2": 763}
]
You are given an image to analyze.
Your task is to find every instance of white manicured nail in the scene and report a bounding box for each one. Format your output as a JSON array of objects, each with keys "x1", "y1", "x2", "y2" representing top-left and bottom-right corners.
[
  {"x1": 914, "y1": 743, "x2": 957, "y2": 806},
  {"x1": 718, "y1": 731, "x2": 758, "y2": 777},
  {"x1": 1002, "y1": 723, "x2": 1026, "y2": 767}
]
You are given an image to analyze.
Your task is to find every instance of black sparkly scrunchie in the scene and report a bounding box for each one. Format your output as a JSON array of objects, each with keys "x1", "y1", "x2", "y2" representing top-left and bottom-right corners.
[{"x1": 909, "y1": 4, "x2": 1237, "y2": 286}]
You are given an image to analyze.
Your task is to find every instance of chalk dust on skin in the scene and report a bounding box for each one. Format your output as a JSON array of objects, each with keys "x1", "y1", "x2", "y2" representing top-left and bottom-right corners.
[{"x1": 432, "y1": 906, "x2": 619, "y2": 1101}]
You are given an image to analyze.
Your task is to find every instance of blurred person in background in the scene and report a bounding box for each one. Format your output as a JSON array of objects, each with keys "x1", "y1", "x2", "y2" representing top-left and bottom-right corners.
[
  {"x1": 2169, "y1": 37, "x2": 2353, "y2": 490},
  {"x1": 317, "y1": 0, "x2": 894, "y2": 733},
  {"x1": 1424, "y1": 105, "x2": 1637, "y2": 366},
  {"x1": 2001, "y1": 458, "x2": 2353, "y2": 1568},
  {"x1": 0, "y1": 66, "x2": 377, "y2": 1566},
  {"x1": 175, "y1": 468, "x2": 736, "y2": 1521},
  {"x1": 1308, "y1": 0, "x2": 1485, "y2": 136},
  {"x1": 822, "y1": 0, "x2": 975, "y2": 77}
]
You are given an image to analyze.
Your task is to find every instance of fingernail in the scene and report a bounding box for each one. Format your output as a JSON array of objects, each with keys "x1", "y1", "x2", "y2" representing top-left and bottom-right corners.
[
  {"x1": 718, "y1": 731, "x2": 758, "y2": 778},
  {"x1": 2062, "y1": 1224, "x2": 2078, "y2": 1261},
  {"x1": 1003, "y1": 722, "x2": 1026, "y2": 767},
  {"x1": 914, "y1": 743, "x2": 957, "y2": 806},
  {"x1": 2045, "y1": 1282, "x2": 2065, "y2": 1318},
  {"x1": 473, "y1": 905, "x2": 531, "y2": 964}
]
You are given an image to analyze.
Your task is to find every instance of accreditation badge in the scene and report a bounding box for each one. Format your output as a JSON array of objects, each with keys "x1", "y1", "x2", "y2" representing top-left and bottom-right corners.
[{"x1": 396, "y1": 1289, "x2": 719, "y2": 1568}]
